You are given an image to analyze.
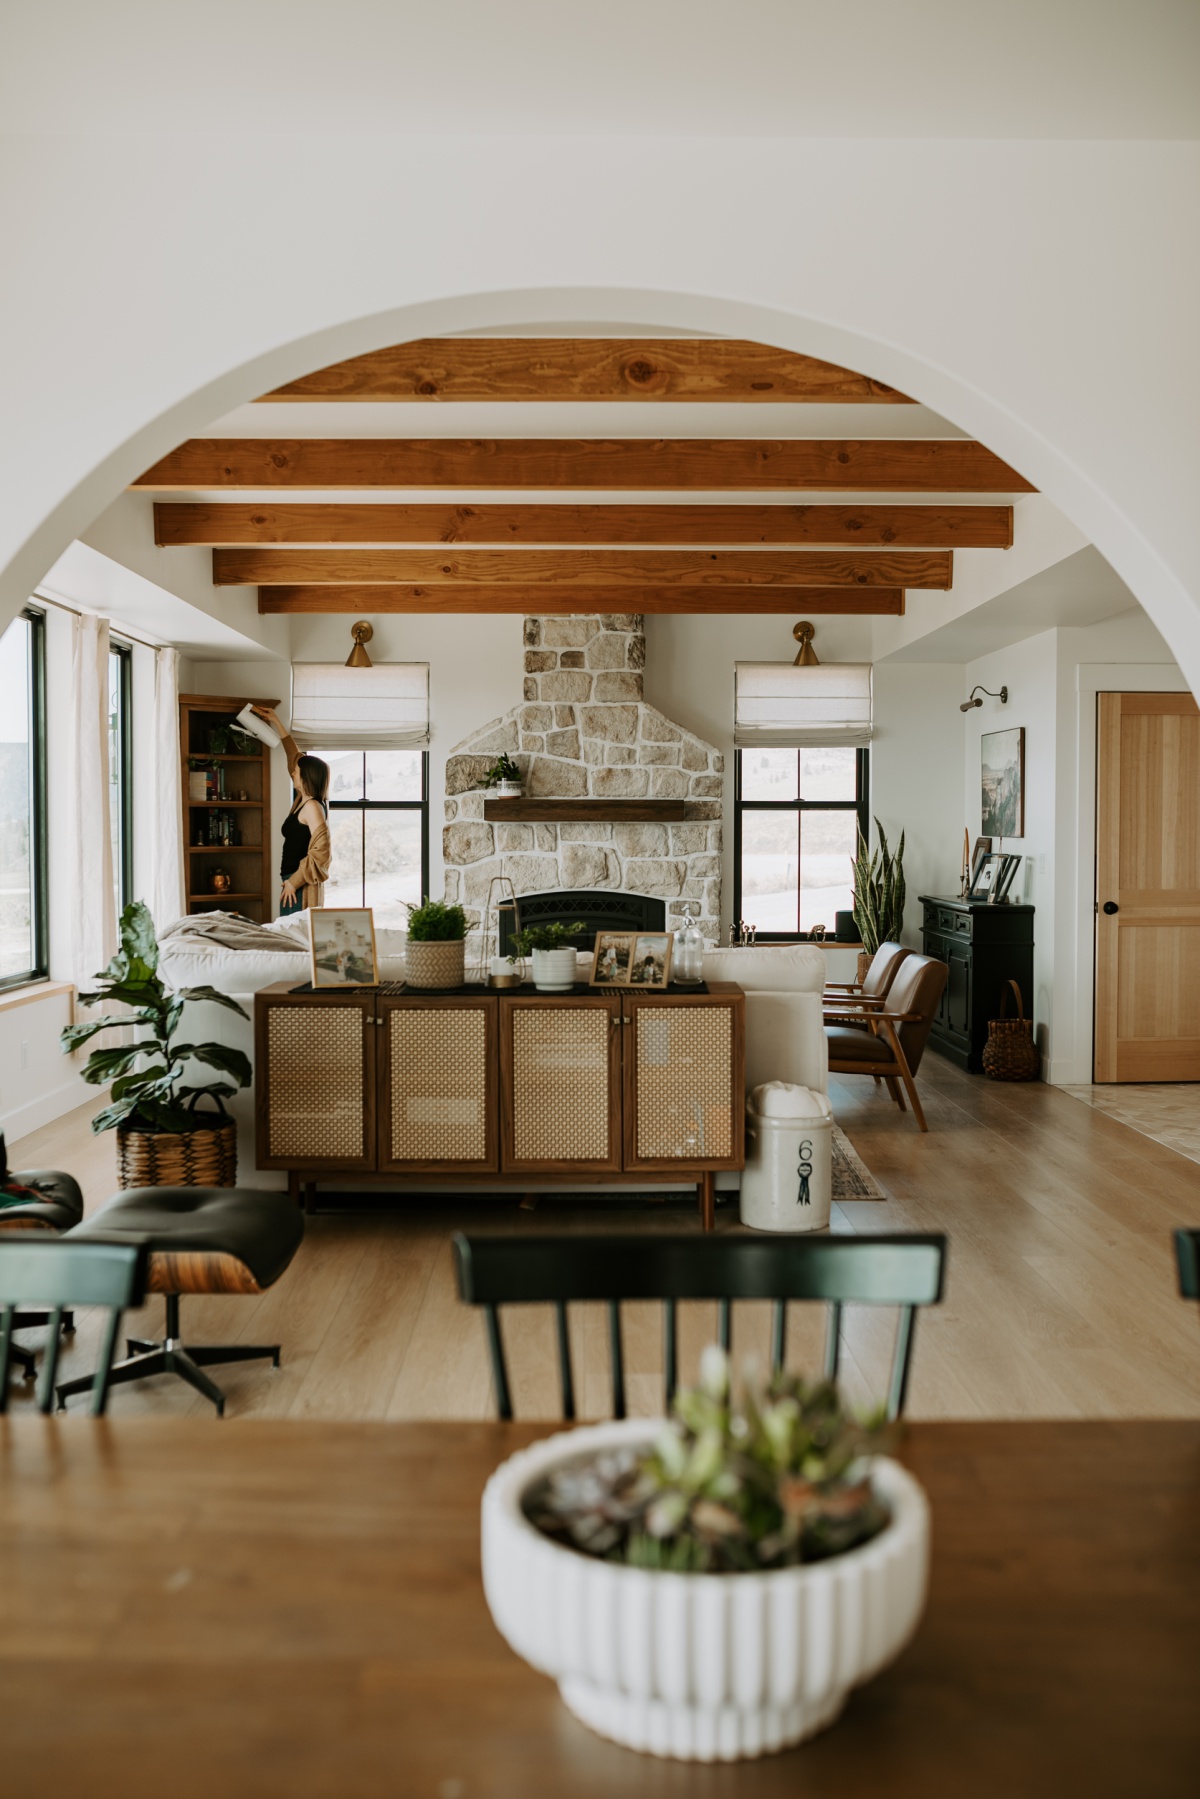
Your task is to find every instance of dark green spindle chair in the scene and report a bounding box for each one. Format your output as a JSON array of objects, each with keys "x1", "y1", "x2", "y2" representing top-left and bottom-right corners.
[
  {"x1": 1175, "y1": 1229, "x2": 1200, "y2": 1300},
  {"x1": 453, "y1": 1232, "x2": 947, "y2": 1424},
  {"x1": 0, "y1": 1238, "x2": 149, "y2": 1417}
]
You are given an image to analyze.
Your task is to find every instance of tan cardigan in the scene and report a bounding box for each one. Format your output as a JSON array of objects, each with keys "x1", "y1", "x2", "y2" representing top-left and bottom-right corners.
[{"x1": 281, "y1": 733, "x2": 330, "y2": 910}]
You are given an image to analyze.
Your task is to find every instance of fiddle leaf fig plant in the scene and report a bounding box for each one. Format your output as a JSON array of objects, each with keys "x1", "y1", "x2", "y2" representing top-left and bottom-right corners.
[
  {"x1": 852, "y1": 819, "x2": 907, "y2": 955},
  {"x1": 60, "y1": 901, "x2": 251, "y2": 1135},
  {"x1": 524, "y1": 1348, "x2": 895, "y2": 1574}
]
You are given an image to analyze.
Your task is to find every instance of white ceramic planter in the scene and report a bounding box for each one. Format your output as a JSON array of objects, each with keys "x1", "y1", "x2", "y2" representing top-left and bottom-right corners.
[
  {"x1": 482, "y1": 1419, "x2": 930, "y2": 1762},
  {"x1": 530, "y1": 946, "x2": 578, "y2": 991}
]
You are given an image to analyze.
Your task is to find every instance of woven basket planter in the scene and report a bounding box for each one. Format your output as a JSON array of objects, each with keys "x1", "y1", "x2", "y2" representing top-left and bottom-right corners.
[
  {"x1": 116, "y1": 1115, "x2": 238, "y2": 1189},
  {"x1": 856, "y1": 950, "x2": 873, "y2": 985},
  {"x1": 405, "y1": 938, "x2": 466, "y2": 990},
  {"x1": 982, "y1": 979, "x2": 1039, "y2": 1082}
]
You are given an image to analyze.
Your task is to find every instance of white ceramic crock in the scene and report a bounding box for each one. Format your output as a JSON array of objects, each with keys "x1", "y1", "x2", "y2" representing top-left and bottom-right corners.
[
  {"x1": 530, "y1": 946, "x2": 578, "y2": 991},
  {"x1": 481, "y1": 1418, "x2": 930, "y2": 1763}
]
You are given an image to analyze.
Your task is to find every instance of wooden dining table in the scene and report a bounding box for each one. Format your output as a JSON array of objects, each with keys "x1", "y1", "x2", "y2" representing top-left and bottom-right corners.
[{"x1": 1, "y1": 1416, "x2": 1197, "y2": 1799}]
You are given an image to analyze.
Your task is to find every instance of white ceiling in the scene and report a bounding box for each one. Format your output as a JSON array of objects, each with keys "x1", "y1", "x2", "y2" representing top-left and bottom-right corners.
[
  {"x1": 4, "y1": 1, "x2": 1198, "y2": 138},
  {"x1": 884, "y1": 546, "x2": 1141, "y2": 663}
]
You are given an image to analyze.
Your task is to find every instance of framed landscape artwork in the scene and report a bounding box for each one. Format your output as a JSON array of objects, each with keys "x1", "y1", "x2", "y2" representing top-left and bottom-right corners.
[
  {"x1": 309, "y1": 908, "x2": 379, "y2": 988},
  {"x1": 981, "y1": 728, "x2": 1025, "y2": 838}
]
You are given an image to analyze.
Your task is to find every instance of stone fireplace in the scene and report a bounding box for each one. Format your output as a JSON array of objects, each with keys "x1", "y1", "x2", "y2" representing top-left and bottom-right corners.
[{"x1": 442, "y1": 614, "x2": 723, "y2": 957}]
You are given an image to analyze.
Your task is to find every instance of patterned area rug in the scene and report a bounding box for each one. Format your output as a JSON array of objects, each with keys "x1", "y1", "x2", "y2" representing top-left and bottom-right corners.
[{"x1": 831, "y1": 1123, "x2": 889, "y2": 1200}]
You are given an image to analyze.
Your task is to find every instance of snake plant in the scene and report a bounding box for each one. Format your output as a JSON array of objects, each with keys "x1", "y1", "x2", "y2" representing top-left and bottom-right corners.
[{"x1": 852, "y1": 820, "x2": 907, "y2": 954}]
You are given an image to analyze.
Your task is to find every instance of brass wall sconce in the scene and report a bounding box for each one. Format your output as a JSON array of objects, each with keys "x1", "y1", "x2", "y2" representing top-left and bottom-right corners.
[{"x1": 345, "y1": 621, "x2": 374, "y2": 668}]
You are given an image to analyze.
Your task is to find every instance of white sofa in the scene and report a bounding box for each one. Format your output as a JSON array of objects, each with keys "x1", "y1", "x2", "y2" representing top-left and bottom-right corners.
[{"x1": 161, "y1": 931, "x2": 829, "y2": 1191}]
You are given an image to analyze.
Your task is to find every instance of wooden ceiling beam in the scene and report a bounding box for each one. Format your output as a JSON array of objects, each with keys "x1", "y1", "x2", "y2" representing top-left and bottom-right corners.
[
  {"x1": 254, "y1": 339, "x2": 913, "y2": 404},
  {"x1": 134, "y1": 439, "x2": 1033, "y2": 492},
  {"x1": 214, "y1": 548, "x2": 950, "y2": 589},
  {"x1": 257, "y1": 586, "x2": 907, "y2": 616},
  {"x1": 156, "y1": 501, "x2": 1011, "y2": 550}
]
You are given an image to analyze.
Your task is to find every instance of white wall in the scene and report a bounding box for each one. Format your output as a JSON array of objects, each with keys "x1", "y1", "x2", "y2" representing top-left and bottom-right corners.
[
  {"x1": 871, "y1": 664, "x2": 964, "y2": 945},
  {"x1": 1, "y1": 138, "x2": 1198, "y2": 699}
]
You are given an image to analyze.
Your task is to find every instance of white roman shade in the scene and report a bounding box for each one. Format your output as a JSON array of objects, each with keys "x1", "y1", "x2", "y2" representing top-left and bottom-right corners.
[
  {"x1": 290, "y1": 662, "x2": 430, "y2": 750},
  {"x1": 734, "y1": 662, "x2": 874, "y2": 748}
]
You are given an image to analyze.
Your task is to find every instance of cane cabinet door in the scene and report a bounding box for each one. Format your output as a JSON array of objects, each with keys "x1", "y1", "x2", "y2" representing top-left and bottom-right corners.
[
  {"x1": 499, "y1": 993, "x2": 622, "y2": 1174},
  {"x1": 378, "y1": 994, "x2": 500, "y2": 1174},
  {"x1": 622, "y1": 990, "x2": 745, "y2": 1174},
  {"x1": 255, "y1": 990, "x2": 377, "y2": 1172}
]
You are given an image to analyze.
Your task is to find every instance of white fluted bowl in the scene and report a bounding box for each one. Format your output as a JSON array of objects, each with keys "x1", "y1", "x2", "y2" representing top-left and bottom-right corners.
[{"x1": 482, "y1": 1418, "x2": 929, "y2": 1762}]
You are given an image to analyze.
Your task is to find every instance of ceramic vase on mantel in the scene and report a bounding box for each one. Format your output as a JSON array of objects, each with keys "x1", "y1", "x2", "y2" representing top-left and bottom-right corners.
[
  {"x1": 482, "y1": 1420, "x2": 930, "y2": 1763},
  {"x1": 531, "y1": 947, "x2": 578, "y2": 992}
]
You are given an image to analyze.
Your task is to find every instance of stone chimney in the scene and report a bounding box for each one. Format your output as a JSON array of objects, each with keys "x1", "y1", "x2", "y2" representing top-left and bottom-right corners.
[{"x1": 443, "y1": 614, "x2": 723, "y2": 952}]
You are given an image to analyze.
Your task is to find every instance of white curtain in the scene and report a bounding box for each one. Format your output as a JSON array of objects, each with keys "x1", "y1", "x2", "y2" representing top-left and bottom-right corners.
[
  {"x1": 148, "y1": 645, "x2": 186, "y2": 931},
  {"x1": 65, "y1": 611, "x2": 118, "y2": 991}
]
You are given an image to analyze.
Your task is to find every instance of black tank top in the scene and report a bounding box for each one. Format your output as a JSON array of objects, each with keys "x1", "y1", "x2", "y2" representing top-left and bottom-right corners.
[{"x1": 280, "y1": 802, "x2": 327, "y2": 882}]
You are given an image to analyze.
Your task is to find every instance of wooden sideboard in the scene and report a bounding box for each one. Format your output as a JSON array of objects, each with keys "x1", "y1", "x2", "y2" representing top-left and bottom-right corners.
[
  {"x1": 255, "y1": 982, "x2": 745, "y2": 1228},
  {"x1": 919, "y1": 894, "x2": 1035, "y2": 1072}
]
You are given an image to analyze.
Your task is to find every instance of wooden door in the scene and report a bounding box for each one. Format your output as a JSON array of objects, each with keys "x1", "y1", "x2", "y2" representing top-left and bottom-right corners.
[
  {"x1": 623, "y1": 989, "x2": 745, "y2": 1174},
  {"x1": 377, "y1": 993, "x2": 499, "y2": 1174},
  {"x1": 255, "y1": 987, "x2": 377, "y2": 1171},
  {"x1": 1095, "y1": 692, "x2": 1200, "y2": 1081},
  {"x1": 498, "y1": 992, "x2": 622, "y2": 1175}
]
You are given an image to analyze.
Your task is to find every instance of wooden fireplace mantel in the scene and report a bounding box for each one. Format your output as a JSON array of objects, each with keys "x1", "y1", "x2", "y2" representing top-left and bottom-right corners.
[{"x1": 482, "y1": 798, "x2": 689, "y2": 822}]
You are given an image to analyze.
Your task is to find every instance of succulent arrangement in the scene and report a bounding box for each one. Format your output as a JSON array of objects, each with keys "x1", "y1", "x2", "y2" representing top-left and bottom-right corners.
[
  {"x1": 480, "y1": 753, "x2": 523, "y2": 789},
  {"x1": 405, "y1": 898, "x2": 469, "y2": 942},
  {"x1": 61, "y1": 901, "x2": 250, "y2": 1134},
  {"x1": 511, "y1": 920, "x2": 588, "y2": 954},
  {"x1": 523, "y1": 1347, "x2": 895, "y2": 1574},
  {"x1": 852, "y1": 819, "x2": 907, "y2": 954}
]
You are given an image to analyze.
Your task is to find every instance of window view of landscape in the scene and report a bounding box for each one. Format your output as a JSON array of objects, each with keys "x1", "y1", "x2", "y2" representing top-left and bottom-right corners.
[
  {"x1": 738, "y1": 747, "x2": 862, "y2": 936},
  {"x1": 317, "y1": 748, "x2": 426, "y2": 928},
  {"x1": 0, "y1": 615, "x2": 35, "y2": 981}
]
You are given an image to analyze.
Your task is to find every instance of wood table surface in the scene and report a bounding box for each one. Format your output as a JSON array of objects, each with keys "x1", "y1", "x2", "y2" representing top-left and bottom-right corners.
[{"x1": 1, "y1": 1418, "x2": 1197, "y2": 1799}]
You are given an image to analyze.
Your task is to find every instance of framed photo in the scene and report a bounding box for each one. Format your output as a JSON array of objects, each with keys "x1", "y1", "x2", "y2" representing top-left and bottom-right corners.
[
  {"x1": 971, "y1": 836, "x2": 994, "y2": 881},
  {"x1": 628, "y1": 932, "x2": 673, "y2": 990},
  {"x1": 968, "y1": 851, "x2": 1002, "y2": 901},
  {"x1": 309, "y1": 908, "x2": 379, "y2": 988},
  {"x1": 590, "y1": 931, "x2": 635, "y2": 986},
  {"x1": 981, "y1": 728, "x2": 1025, "y2": 838},
  {"x1": 993, "y1": 852, "x2": 1023, "y2": 902}
]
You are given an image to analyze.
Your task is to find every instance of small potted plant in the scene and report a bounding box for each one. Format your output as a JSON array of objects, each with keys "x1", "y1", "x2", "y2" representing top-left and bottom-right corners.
[
  {"x1": 61, "y1": 901, "x2": 252, "y2": 1188},
  {"x1": 511, "y1": 919, "x2": 587, "y2": 992},
  {"x1": 481, "y1": 753, "x2": 524, "y2": 798},
  {"x1": 404, "y1": 896, "x2": 469, "y2": 990},
  {"x1": 851, "y1": 818, "x2": 906, "y2": 986},
  {"x1": 482, "y1": 1348, "x2": 929, "y2": 1762}
]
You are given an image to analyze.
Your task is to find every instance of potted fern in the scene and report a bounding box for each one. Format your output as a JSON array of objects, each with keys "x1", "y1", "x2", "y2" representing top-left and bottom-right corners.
[
  {"x1": 511, "y1": 919, "x2": 587, "y2": 992},
  {"x1": 404, "y1": 897, "x2": 469, "y2": 990},
  {"x1": 851, "y1": 819, "x2": 906, "y2": 983},
  {"x1": 60, "y1": 901, "x2": 251, "y2": 1188},
  {"x1": 481, "y1": 1348, "x2": 929, "y2": 1761}
]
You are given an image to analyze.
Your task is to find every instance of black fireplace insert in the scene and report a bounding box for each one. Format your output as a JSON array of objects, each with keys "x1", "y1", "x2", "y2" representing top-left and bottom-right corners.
[{"x1": 497, "y1": 890, "x2": 666, "y2": 956}]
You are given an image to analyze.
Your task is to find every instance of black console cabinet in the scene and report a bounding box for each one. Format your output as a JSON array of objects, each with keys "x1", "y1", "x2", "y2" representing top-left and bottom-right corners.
[{"x1": 919, "y1": 894, "x2": 1035, "y2": 1073}]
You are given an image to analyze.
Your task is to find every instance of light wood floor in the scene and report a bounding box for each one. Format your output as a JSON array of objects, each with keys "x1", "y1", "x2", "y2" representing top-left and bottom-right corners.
[{"x1": 9, "y1": 1053, "x2": 1200, "y2": 1422}]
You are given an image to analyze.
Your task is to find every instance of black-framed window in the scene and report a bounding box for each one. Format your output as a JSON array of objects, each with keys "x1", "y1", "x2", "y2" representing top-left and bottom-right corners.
[
  {"x1": 313, "y1": 748, "x2": 428, "y2": 928},
  {"x1": 108, "y1": 639, "x2": 133, "y2": 917},
  {"x1": 0, "y1": 606, "x2": 48, "y2": 989},
  {"x1": 733, "y1": 746, "x2": 869, "y2": 941}
]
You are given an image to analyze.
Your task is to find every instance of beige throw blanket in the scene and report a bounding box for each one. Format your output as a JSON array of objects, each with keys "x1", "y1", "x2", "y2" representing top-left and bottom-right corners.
[{"x1": 159, "y1": 912, "x2": 305, "y2": 954}]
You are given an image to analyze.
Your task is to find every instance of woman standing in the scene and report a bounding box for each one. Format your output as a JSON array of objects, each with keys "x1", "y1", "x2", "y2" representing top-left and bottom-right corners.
[{"x1": 252, "y1": 708, "x2": 331, "y2": 916}]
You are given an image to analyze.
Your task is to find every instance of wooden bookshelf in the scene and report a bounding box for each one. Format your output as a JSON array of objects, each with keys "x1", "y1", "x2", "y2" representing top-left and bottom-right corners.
[{"x1": 179, "y1": 693, "x2": 280, "y2": 923}]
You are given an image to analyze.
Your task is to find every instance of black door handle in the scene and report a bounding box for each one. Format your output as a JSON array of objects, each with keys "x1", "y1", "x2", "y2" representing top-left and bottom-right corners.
[{"x1": 1102, "y1": 901, "x2": 1119, "y2": 915}]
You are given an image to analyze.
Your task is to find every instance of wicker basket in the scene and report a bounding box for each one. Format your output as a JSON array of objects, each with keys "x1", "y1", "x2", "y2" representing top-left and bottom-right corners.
[
  {"x1": 405, "y1": 938, "x2": 466, "y2": 991},
  {"x1": 116, "y1": 1100, "x2": 237, "y2": 1189},
  {"x1": 982, "y1": 979, "x2": 1040, "y2": 1082},
  {"x1": 856, "y1": 950, "x2": 873, "y2": 986}
]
